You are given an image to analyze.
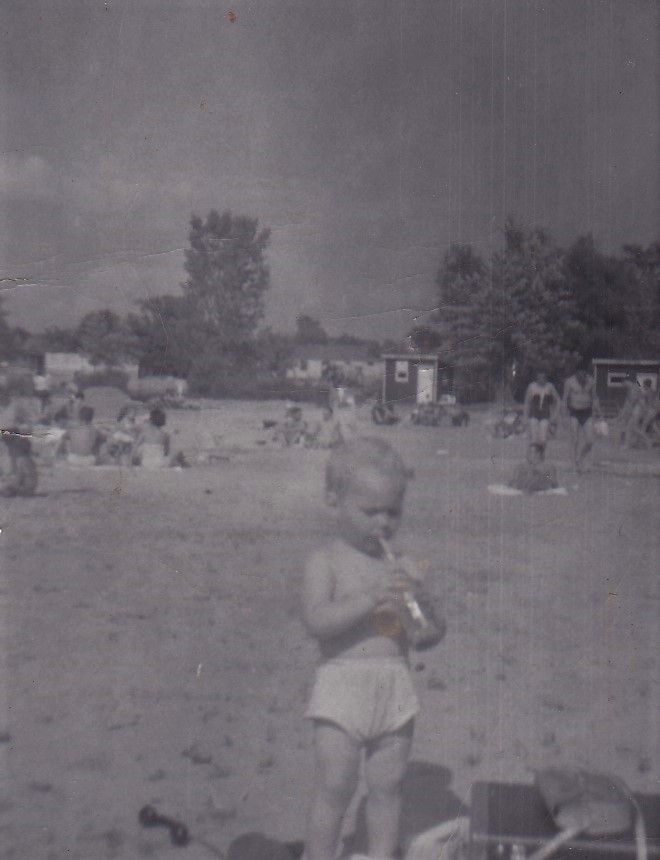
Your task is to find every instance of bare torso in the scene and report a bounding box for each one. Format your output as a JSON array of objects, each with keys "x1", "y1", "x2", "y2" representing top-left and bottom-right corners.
[
  {"x1": 565, "y1": 375, "x2": 595, "y2": 411},
  {"x1": 67, "y1": 425, "x2": 99, "y2": 456},
  {"x1": 314, "y1": 539, "x2": 407, "y2": 663}
]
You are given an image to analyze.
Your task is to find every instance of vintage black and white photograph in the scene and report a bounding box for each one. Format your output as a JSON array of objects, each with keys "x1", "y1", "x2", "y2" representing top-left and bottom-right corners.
[{"x1": 1, "y1": 2, "x2": 658, "y2": 858}]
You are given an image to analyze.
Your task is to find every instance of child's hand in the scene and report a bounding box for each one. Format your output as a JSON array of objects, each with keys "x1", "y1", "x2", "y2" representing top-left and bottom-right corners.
[
  {"x1": 384, "y1": 555, "x2": 423, "y2": 588},
  {"x1": 368, "y1": 579, "x2": 400, "y2": 611}
]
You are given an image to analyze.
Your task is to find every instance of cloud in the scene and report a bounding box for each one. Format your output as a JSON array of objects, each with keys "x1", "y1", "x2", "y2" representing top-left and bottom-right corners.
[{"x1": 0, "y1": 153, "x2": 55, "y2": 199}]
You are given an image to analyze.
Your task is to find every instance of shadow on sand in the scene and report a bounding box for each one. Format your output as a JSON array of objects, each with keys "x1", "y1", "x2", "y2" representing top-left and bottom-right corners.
[{"x1": 343, "y1": 760, "x2": 467, "y2": 857}]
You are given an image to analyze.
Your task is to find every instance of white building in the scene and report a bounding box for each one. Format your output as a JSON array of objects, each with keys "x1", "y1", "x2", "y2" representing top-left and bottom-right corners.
[
  {"x1": 286, "y1": 344, "x2": 383, "y2": 384},
  {"x1": 43, "y1": 352, "x2": 139, "y2": 384}
]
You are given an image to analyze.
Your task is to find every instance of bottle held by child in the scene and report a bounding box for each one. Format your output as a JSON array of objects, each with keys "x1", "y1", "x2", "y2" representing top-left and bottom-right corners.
[{"x1": 378, "y1": 538, "x2": 445, "y2": 651}]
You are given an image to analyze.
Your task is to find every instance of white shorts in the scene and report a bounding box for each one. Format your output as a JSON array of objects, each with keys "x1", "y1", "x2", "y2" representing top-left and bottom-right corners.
[{"x1": 305, "y1": 657, "x2": 419, "y2": 742}]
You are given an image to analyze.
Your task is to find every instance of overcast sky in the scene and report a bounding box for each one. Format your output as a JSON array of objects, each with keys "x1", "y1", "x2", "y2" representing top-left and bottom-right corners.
[{"x1": 1, "y1": 0, "x2": 658, "y2": 338}]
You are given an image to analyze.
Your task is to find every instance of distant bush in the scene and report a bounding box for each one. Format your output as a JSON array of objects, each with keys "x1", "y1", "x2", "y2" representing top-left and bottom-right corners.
[
  {"x1": 1, "y1": 369, "x2": 34, "y2": 397},
  {"x1": 189, "y1": 369, "x2": 330, "y2": 404},
  {"x1": 254, "y1": 378, "x2": 331, "y2": 404},
  {"x1": 454, "y1": 364, "x2": 493, "y2": 404},
  {"x1": 356, "y1": 378, "x2": 382, "y2": 402},
  {"x1": 74, "y1": 369, "x2": 130, "y2": 391},
  {"x1": 128, "y1": 375, "x2": 187, "y2": 400}
]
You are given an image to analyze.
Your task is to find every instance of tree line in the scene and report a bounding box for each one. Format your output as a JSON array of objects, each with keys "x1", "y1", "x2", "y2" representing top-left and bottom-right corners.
[
  {"x1": 1, "y1": 210, "x2": 384, "y2": 397},
  {"x1": 411, "y1": 219, "x2": 659, "y2": 398},
  {"x1": 2, "y1": 211, "x2": 658, "y2": 400}
]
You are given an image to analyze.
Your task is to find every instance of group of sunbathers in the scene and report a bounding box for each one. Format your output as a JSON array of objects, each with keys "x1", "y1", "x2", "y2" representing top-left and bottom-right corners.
[
  {"x1": 271, "y1": 404, "x2": 351, "y2": 449},
  {"x1": 0, "y1": 386, "x2": 178, "y2": 496}
]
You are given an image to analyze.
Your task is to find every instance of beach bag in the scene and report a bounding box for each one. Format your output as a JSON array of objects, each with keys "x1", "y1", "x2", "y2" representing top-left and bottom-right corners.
[
  {"x1": 227, "y1": 833, "x2": 304, "y2": 860},
  {"x1": 532, "y1": 769, "x2": 647, "y2": 860},
  {"x1": 404, "y1": 817, "x2": 471, "y2": 860},
  {"x1": 536, "y1": 769, "x2": 633, "y2": 836}
]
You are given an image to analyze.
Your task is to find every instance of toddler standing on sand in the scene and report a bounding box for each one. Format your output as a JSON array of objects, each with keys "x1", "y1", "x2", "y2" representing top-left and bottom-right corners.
[{"x1": 302, "y1": 438, "x2": 436, "y2": 860}]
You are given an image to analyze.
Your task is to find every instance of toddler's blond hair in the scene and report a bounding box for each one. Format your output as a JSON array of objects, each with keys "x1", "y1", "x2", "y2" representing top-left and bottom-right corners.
[{"x1": 325, "y1": 437, "x2": 410, "y2": 501}]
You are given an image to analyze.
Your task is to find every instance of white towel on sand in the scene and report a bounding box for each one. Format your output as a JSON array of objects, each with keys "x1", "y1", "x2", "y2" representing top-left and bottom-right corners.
[{"x1": 488, "y1": 483, "x2": 568, "y2": 497}]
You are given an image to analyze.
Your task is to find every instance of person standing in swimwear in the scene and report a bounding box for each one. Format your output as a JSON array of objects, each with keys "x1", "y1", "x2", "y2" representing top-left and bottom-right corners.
[
  {"x1": 302, "y1": 438, "x2": 432, "y2": 860},
  {"x1": 523, "y1": 370, "x2": 560, "y2": 460},
  {"x1": 563, "y1": 365, "x2": 601, "y2": 472},
  {"x1": 619, "y1": 373, "x2": 648, "y2": 449}
]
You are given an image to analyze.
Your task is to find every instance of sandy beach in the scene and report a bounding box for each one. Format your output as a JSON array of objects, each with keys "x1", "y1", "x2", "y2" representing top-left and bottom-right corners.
[{"x1": 1, "y1": 402, "x2": 658, "y2": 859}]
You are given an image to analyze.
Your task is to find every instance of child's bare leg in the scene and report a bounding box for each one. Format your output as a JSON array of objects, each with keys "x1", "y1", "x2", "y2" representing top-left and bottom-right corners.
[
  {"x1": 364, "y1": 720, "x2": 413, "y2": 859},
  {"x1": 307, "y1": 721, "x2": 360, "y2": 860}
]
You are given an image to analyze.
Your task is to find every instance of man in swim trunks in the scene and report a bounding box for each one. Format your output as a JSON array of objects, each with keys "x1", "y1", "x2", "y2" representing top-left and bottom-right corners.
[
  {"x1": 562, "y1": 366, "x2": 601, "y2": 472},
  {"x1": 523, "y1": 370, "x2": 560, "y2": 460}
]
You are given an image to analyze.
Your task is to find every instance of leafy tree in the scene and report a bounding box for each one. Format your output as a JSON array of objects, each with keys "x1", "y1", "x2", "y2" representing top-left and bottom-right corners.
[
  {"x1": 434, "y1": 224, "x2": 583, "y2": 398},
  {"x1": 620, "y1": 242, "x2": 660, "y2": 355},
  {"x1": 433, "y1": 243, "x2": 489, "y2": 363},
  {"x1": 127, "y1": 295, "x2": 197, "y2": 378},
  {"x1": 183, "y1": 209, "x2": 270, "y2": 346},
  {"x1": 295, "y1": 314, "x2": 328, "y2": 344},
  {"x1": 8, "y1": 326, "x2": 31, "y2": 357},
  {"x1": 127, "y1": 209, "x2": 272, "y2": 393},
  {"x1": 180, "y1": 209, "x2": 271, "y2": 394},
  {"x1": 332, "y1": 333, "x2": 383, "y2": 358},
  {"x1": 0, "y1": 297, "x2": 12, "y2": 360},
  {"x1": 489, "y1": 222, "x2": 582, "y2": 388},
  {"x1": 406, "y1": 326, "x2": 443, "y2": 354},
  {"x1": 76, "y1": 310, "x2": 139, "y2": 365},
  {"x1": 39, "y1": 326, "x2": 81, "y2": 353},
  {"x1": 380, "y1": 338, "x2": 402, "y2": 355},
  {"x1": 563, "y1": 235, "x2": 629, "y2": 359},
  {"x1": 255, "y1": 327, "x2": 294, "y2": 376}
]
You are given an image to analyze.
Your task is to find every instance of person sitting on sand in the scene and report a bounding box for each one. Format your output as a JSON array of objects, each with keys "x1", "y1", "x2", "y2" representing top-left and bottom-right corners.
[
  {"x1": 68, "y1": 389, "x2": 86, "y2": 423},
  {"x1": 302, "y1": 438, "x2": 436, "y2": 860},
  {"x1": 562, "y1": 365, "x2": 601, "y2": 472},
  {"x1": 106, "y1": 404, "x2": 139, "y2": 466},
  {"x1": 640, "y1": 379, "x2": 659, "y2": 442},
  {"x1": 508, "y1": 443, "x2": 559, "y2": 494},
  {"x1": 0, "y1": 431, "x2": 38, "y2": 497},
  {"x1": 134, "y1": 406, "x2": 170, "y2": 469},
  {"x1": 276, "y1": 404, "x2": 307, "y2": 447},
  {"x1": 619, "y1": 373, "x2": 648, "y2": 449},
  {"x1": 34, "y1": 413, "x2": 69, "y2": 464},
  {"x1": 65, "y1": 405, "x2": 104, "y2": 466},
  {"x1": 33, "y1": 371, "x2": 52, "y2": 414}
]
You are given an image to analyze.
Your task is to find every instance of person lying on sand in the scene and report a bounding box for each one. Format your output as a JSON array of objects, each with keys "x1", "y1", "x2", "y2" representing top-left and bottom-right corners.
[{"x1": 302, "y1": 438, "x2": 436, "y2": 860}]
